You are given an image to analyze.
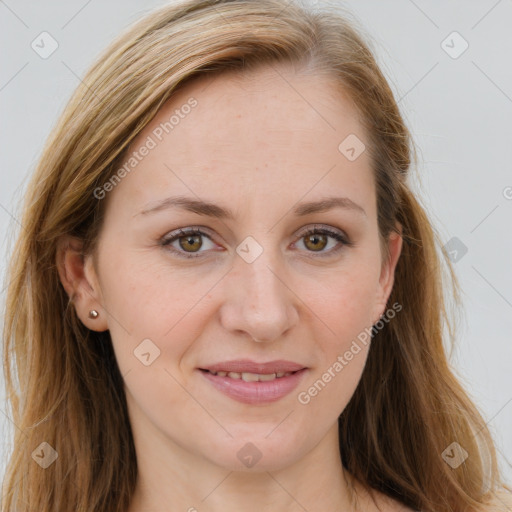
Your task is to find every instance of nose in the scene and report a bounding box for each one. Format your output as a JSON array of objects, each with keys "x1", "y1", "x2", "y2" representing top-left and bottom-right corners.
[{"x1": 219, "y1": 247, "x2": 299, "y2": 344}]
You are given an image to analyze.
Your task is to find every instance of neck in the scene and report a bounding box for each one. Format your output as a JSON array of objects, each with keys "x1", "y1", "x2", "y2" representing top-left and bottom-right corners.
[{"x1": 126, "y1": 415, "x2": 358, "y2": 512}]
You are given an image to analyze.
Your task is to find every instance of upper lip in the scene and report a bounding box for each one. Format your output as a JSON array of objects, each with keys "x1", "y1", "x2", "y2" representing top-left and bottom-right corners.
[{"x1": 200, "y1": 359, "x2": 307, "y2": 374}]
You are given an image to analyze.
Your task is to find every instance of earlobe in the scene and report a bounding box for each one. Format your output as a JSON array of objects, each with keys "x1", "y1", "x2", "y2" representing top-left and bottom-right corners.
[{"x1": 56, "y1": 236, "x2": 108, "y2": 331}]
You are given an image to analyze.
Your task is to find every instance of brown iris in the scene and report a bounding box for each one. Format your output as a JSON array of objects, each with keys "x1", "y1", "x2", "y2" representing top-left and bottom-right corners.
[
  {"x1": 303, "y1": 233, "x2": 328, "y2": 252},
  {"x1": 179, "y1": 234, "x2": 203, "y2": 253}
]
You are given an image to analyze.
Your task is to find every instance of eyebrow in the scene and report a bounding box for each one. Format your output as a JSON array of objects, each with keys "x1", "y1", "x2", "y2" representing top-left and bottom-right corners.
[{"x1": 136, "y1": 195, "x2": 367, "y2": 219}]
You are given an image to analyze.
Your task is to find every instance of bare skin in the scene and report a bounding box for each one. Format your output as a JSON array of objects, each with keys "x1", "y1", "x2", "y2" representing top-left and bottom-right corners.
[{"x1": 57, "y1": 61, "x2": 413, "y2": 511}]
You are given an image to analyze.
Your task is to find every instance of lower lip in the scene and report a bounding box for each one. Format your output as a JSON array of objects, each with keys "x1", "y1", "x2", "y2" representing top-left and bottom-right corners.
[{"x1": 199, "y1": 369, "x2": 308, "y2": 405}]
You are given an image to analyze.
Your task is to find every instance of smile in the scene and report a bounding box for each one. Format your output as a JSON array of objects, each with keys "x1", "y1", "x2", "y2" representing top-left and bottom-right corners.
[{"x1": 198, "y1": 368, "x2": 308, "y2": 405}]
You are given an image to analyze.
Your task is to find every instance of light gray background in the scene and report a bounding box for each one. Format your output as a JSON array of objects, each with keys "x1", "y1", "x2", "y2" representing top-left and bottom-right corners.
[{"x1": 1, "y1": 0, "x2": 511, "y2": 488}]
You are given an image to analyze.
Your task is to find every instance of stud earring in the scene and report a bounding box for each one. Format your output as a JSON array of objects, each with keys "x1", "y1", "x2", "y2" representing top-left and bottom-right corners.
[{"x1": 88, "y1": 310, "x2": 99, "y2": 319}]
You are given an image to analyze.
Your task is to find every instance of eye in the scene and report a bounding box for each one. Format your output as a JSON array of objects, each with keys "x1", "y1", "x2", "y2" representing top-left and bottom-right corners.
[
  {"x1": 160, "y1": 227, "x2": 217, "y2": 259},
  {"x1": 293, "y1": 224, "x2": 352, "y2": 257},
  {"x1": 160, "y1": 224, "x2": 352, "y2": 260}
]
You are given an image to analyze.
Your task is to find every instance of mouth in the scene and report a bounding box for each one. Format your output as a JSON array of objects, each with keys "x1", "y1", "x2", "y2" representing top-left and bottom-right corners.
[{"x1": 197, "y1": 364, "x2": 308, "y2": 405}]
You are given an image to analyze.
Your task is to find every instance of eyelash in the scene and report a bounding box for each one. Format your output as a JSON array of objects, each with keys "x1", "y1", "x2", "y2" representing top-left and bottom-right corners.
[{"x1": 160, "y1": 225, "x2": 353, "y2": 260}]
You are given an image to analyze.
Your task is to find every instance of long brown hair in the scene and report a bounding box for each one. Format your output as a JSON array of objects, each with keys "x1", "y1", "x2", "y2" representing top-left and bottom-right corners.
[{"x1": 2, "y1": 0, "x2": 510, "y2": 510}]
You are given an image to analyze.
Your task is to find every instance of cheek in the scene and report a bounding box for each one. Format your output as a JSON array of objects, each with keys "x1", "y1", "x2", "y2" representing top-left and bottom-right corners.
[
  {"x1": 296, "y1": 262, "x2": 378, "y2": 409},
  {"x1": 101, "y1": 257, "x2": 210, "y2": 437},
  {"x1": 296, "y1": 342, "x2": 369, "y2": 430},
  {"x1": 296, "y1": 278, "x2": 374, "y2": 419},
  {"x1": 308, "y1": 261, "x2": 380, "y2": 345},
  {"x1": 98, "y1": 248, "x2": 219, "y2": 376}
]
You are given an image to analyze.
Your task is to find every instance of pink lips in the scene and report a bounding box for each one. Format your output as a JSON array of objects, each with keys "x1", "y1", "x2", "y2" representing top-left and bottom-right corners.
[{"x1": 198, "y1": 359, "x2": 308, "y2": 405}]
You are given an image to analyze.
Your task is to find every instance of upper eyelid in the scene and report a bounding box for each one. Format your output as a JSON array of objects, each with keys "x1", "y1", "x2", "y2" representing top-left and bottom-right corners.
[
  {"x1": 161, "y1": 225, "x2": 350, "y2": 254},
  {"x1": 163, "y1": 224, "x2": 347, "y2": 241}
]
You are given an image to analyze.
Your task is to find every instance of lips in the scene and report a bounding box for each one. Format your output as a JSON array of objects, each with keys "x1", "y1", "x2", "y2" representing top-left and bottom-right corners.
[{"x1": 198, "y1": 359, "x2": 308, "y2": 405}]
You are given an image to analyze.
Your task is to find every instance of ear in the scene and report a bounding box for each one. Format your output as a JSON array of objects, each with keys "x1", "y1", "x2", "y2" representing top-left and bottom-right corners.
[
  {"x1": 56, "y1": 235, "x2": 109, "y2": 331},
  {"x1": 372, "y1": 223, "x2": 403, "y2": 324}
]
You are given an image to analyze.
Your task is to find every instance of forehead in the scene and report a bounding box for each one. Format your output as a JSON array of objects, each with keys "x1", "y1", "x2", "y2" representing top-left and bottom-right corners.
[{"x1": 107, "y1": 62, "x2": 374, "y2": 217}]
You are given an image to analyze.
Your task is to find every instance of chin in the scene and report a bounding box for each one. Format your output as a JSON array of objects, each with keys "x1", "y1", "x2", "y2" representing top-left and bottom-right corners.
[{"x1": 200, "y1": 434, "x2": 304, "y2": 473}]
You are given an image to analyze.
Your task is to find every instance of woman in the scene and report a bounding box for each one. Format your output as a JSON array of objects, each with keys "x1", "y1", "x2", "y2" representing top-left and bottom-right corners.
[{"x1": 2, "y1": 0, "x2": 510, "y2": 510}]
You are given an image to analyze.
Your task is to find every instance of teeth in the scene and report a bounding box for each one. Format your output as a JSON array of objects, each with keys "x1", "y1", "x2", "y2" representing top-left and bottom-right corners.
[
  {"x1": 241, "y1": 372, "x2": 259, "y2": 382},
  {"x1": 208, "y1": 370, "x2": 293, "y2": 381},
  {"x1": 257, "y1": 373, "x2": 278, "y2": 381}
]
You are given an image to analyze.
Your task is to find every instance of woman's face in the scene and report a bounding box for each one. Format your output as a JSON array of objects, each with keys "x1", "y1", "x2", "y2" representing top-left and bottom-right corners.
[{"x1": 76, "y1": 63, "x2": 401, "y2": 472}]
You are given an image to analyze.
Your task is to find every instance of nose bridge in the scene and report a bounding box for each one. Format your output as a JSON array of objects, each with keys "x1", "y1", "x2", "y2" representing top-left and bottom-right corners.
[
  {"x1": 221, "y1": 237, "x2": 297, "y2": 342},
  {"x1": 244, "y1": 252, "x2": 284, "y2": 307}
]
